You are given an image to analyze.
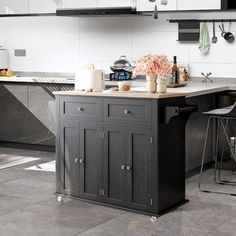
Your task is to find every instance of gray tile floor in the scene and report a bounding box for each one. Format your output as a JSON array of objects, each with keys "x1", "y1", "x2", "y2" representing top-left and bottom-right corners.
[{"x1": 0, "y1": 147, "x2": 236, "y2": 236}]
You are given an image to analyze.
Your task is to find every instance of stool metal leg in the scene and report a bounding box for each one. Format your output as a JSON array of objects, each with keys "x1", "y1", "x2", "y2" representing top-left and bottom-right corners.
[
  {"x1": 198, "y1": 116, "x2": 213, "y2": 191},
  {"x1": 215, "y1": 118, "x2": 236, "y2": 187},
  {"x1": 213, "y1": 118, "x2": 221, "y2": 183},
  {"x1": 221, "y1": 118, "x2": 236, "y2": 162},
  {"x1": 216, "y1": 118, "x2": 228, "y2": 183}
]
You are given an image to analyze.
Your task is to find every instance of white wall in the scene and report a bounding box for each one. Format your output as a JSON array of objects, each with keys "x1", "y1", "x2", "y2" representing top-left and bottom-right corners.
[{"x1": 0, "y1": 11, "x2": 236, "y2": 78}]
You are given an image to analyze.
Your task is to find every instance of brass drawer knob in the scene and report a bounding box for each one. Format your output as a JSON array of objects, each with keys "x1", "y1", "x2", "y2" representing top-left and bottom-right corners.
[
  {"x1": 126, "y1": 165, "x2": 132, "y2": 171},
  {"x1": 121, "y1": 165, "x2": 126, "y2": 170}
]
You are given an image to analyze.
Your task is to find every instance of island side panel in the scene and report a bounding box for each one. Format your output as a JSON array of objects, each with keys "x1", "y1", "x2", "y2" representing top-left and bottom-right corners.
[{"x1": 156, "y1": 96, "x2": 187, "y2": 214}]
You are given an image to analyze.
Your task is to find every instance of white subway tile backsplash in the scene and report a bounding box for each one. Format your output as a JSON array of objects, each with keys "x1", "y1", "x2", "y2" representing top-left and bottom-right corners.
[
  {"x1": 10, "y1": 59, "x2": 80, "y2": 73},
  {"x1": 79, "y1": 32, "x2": 132, "y2": 61},
  {"x1": 4, "y1": 32, "x2": 79, "y2": 61},
  {"x1": 132, "y1": 31, "x2": 190, "y2": 62},
  {"x1": 0, "y1": 12, "x2": 236, "y2": 77}
]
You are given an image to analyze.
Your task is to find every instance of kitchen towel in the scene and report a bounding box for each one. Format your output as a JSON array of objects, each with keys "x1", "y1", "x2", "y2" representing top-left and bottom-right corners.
[{"x1": 199, "y1": 22, "x2": 211, "y2": 56}]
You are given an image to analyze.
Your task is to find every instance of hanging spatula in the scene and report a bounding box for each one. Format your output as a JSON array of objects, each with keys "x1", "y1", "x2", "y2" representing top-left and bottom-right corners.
[{"x1": 212, "y1": 21, "x2": 218, "y2": 44}]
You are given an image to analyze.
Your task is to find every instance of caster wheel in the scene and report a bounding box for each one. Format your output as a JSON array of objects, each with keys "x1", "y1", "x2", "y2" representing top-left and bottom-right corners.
[
  {"x1": 57, "y1": 195, "x2": 63, "y2": 202},
  {"x1": 150, "y1": 216, "x2": 158, "y2": 223}
]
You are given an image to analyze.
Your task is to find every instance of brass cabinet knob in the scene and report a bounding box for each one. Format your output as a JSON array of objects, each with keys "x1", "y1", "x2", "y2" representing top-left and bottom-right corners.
[
  {"x1": 121, "y1": 165, "x2": 126, "y2": 170},
  {"x1": 75, "y1": 158, "x2": 79, "y2": 163},
  {"x1": 124, "y1": 110, "x2": 130, "y2": 115},
  {"x1": 126, "y1": 165, "x2": 132, "y2": 171},
  {"x1": 79, "y1": 159, "x2": 84, "y2": 164}
]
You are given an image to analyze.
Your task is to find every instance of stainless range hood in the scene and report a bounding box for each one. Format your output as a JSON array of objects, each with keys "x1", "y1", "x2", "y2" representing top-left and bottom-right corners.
[{"x1": 56, "y1": 7, "x2": 138, "y2": 17}]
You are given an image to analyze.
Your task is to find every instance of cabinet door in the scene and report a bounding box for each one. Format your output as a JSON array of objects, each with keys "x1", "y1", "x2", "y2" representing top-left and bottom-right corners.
[
  {"x1": 79, "y1": 122, "x2": 102, "y2": 201},
  {"x1": 137, "y1": 0, "x2": 177, "y2": 12},
  {"x1": 59, "y1": 120, "x2": 80, "y2": 197},
  {"x1": 98, "y1": 0, "x2": 134, "y2": 8},
  {"x1": 4, "y1": 0, "x2": 28, "y2": 14},
  {"x1": 29, "y1": 0, "x2": 59, "y2": 14},
  {"x1": 0, "y1": 84, "x2": 28, "y2": 143},
  {"x1": 178, "y1": 0, "x2": 221, "y2": 11},
  {"x1": 103, "y1": 125, "x2": 127, "y2": 207},
  {"x1": 126, "y1": 128, "x2": 152, "y2": 212},
  {"x1": 27, "y1": 85, "x2": 55, "y2": 146},
  {"x1": 60, "y1": 0, "x2": 97, "y2": 9}
]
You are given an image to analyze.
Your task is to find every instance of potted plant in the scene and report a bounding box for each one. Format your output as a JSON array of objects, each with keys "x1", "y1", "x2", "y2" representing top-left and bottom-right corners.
[{"x1": 133, "y1": 54, "x2": 171, "y2": 93}]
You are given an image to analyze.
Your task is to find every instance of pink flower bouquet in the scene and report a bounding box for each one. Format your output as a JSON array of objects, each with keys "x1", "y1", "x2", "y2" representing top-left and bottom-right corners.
[{"x1": 133, "y1": 54, "x2": 172, "y2": 77}]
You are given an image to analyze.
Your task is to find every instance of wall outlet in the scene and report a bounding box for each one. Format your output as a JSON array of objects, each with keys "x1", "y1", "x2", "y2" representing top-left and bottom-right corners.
[{"x1": 14, "y1": 49, "x2": 26, "y2": 57}]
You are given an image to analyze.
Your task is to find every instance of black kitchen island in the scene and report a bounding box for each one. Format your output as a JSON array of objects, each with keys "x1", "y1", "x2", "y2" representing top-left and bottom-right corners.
[{"x1": 54, "y1": 91, "x2": 196, "y2": 217}]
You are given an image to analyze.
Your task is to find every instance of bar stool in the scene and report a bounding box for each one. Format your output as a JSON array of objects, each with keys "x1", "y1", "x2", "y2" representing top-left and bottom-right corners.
[{"x1": 198, "y1": 102, "x2": 236, "y2": 196}]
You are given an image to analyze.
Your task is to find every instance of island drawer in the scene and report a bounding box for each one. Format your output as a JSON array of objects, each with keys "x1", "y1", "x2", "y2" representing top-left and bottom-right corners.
[
  {"x1": 104, "y1": 98, "x2": 152, "y2": 126},
  {"x1": 59, "y1": 96, "x2": 101, "y2": 121}
]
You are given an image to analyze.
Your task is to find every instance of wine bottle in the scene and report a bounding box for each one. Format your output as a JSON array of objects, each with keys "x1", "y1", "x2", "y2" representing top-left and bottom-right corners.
[{"x1": 171, "y1": 56, "x2": 180, "y2": 84}]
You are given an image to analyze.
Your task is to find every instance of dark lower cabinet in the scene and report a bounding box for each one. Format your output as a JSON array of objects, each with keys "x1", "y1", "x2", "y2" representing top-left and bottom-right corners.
[
  {"x1": 103, "y1": 125, "x2": 127, "y2": 207},
  {"x1": 56, "y1": 95, "x2": 190, "y2": 216},
  {"x1": 79, "y1": 122, "x2": 102, "y2": 201},
  {"x1": 58, "y1": 120, "x2": 79, "y2": 197},
  {"x1": 126, "y1": 128, "x2": 152, "y2": 212}
]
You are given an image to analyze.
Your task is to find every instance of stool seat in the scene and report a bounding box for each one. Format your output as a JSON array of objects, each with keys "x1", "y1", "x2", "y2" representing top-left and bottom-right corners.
[{"x1": 203, "y1": 104, "x2": 235, "y2": 117}]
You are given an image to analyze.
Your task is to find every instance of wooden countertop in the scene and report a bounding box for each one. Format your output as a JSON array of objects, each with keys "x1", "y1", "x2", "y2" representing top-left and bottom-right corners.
[{"x1": 53, "y1": 90, "x2": 187, "y2": 99}]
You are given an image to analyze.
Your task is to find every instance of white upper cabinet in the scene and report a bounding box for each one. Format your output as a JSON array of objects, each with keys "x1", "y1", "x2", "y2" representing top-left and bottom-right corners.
[
  {"x1": 97, "y1": 0, "x2": 135, "y2": 8},
  {"x1": 177, "y1": 0, "x2": 221, "y2": 11},
  {"x1": 137, "y1": 0, "x2": 177, "y2": 12},
  {"x1": 29, "y1": 0, "x2": 59, "y2": 14},
  {"x1": 59, "y1": 0, "x2": 98, "y2": 9},
  {"x1": 3, "y1": 0, "x2": 29, "y2": 14}
]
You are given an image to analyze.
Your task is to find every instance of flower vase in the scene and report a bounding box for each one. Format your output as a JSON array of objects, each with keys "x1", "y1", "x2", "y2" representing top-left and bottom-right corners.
[
  {"x1": 146, "y1": 74, "x2": 157, "y2": 93},
  {"x1": 157, "y1": 76, "x2": 167, "y2": 94}
]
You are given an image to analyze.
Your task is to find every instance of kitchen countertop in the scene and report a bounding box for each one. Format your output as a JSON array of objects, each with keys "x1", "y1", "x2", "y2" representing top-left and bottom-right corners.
[
  {"x1": 2, "y1": 75, "x2": 236, "y2": 98},
  {"x1": 53, "y1": 90, "x2": 188, "y2": 99},
  {"x1": 54, "y1": 81, "x2": 236, "y2": 99},
  {"x1": 0, "y1": 76, "x2": 74, "y2": 84}
]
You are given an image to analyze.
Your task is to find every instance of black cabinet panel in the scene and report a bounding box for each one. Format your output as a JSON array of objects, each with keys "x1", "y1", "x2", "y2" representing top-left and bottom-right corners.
[
  {"x1": 59, "y1": 120, "x2": 79, "y2": 197},
  {"x1": 103, "y1": 125, "x2": 127, "y2": 207},
  {"x1": 79, "y1": 122, "x2": 102, "y2": 201},
  {"x1": 104, "y1": 98, "x2": 152, "y2": 126},
  {"x1": 60, "y1": 96, "x2": 102, "y2": 122},
  {"x1": 127, "y1": 127, "x2": 152, "y2": 212}
]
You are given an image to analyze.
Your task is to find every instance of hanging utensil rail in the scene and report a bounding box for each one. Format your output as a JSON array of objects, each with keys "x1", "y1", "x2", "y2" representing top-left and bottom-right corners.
[{"x1": 168, "y1": 19, "x2": 236, "y2": 23}]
